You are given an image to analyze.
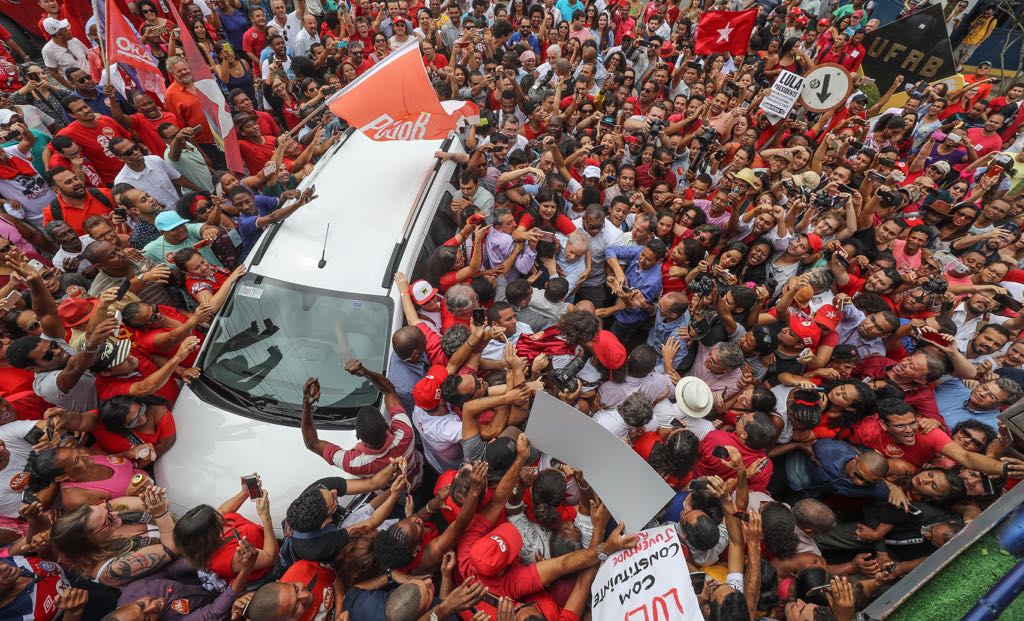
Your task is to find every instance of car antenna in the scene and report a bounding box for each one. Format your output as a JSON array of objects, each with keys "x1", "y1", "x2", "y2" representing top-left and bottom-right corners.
[{"x1": 317, "y1": 223, "x2": 329, "y2": 269}]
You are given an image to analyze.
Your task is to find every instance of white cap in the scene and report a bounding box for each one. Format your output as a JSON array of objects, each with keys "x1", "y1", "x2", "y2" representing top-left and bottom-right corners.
[
  {"x1": 0, "y1": 110, "x2": 17, "y2": 126},
  {"x1": 43, "y1": 17, "x2": 70, "y2": 36},
  {"x1": 674, "y1": 377, "x2": 713, "y2": 418},
  {"x1": 583, "y1": 165, "x2": 601, "y2": 179},
  {"x1": 410, "y1": 280, "x2": 438, "y2": 305}
]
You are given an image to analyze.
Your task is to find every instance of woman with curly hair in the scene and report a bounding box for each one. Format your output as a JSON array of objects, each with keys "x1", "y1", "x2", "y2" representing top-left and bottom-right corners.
[
  {"x1": 633, "y1": 427, "x2": 699, "y2": 490},
  {"x1": 812, "y1": 379, "x2": 877, "y2": 441}
]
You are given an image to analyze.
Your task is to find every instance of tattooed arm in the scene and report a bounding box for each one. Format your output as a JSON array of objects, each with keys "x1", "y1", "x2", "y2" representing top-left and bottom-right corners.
[{"x1": 97, "y1": 544, "x2": 173, "y2": 587}]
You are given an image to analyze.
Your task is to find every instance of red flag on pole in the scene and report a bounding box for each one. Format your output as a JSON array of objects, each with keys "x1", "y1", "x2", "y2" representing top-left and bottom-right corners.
[
  {"x1": 327, "y1": 42, "x2": 477, "y2": 141},
  {"x1": 694, "y1": 9, "x2": 758, "y2": 56},
  {"x1": 167, "y1": 0, "x2": 244, "y2": 172},
  {"x1": 105, "y1": 1, "x2": 165, "y2": 101}
]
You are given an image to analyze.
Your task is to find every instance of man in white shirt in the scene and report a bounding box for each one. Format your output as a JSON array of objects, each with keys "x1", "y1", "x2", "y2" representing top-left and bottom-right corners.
[
  {"x1": 573, "y1": 204, "x2": 625, "y2": 307},
  {"x1": 481, "y1": 302, "x2": 534, "y2": 361},
  {"x1": 110, "y1": 138, "x2": 199, "y2": 211},
  {"x1": 291, "y1": 13, "x2": 321, "y2": 58},
  {"x1": 40, "y1": 18, "x2": 90, "y2": 89},
  {"x1": 269, "y1": 0, "x2": 303, "y2": 47},
  {"x1": 410, "y1": 366, "x2": 464, "y2": 473}
]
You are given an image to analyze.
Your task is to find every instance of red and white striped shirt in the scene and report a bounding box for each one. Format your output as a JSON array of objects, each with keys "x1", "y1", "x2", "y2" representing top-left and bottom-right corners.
[{"x1": 321, "y1": 405, "x2": 423, "y2": 488}]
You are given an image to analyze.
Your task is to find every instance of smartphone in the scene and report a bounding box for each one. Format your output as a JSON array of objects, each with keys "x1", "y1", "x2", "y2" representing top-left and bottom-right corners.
[
  {"x1": 852, "y1": 117, "x2": 868, "y2": 126},
  {"x1": 21, "y1": 490, "x2": 39, "y2": 505},
  {"x1": 985, "y1": 165, "x2": 1005, "y2": 178},
  {"x1": 472, "y1": 308, "x2": 486, "y2": 326},
  {"x1": 740, "y1": 100, "x2": 750, "y2": 110},
  {"x1": 113, "y1": 207, "x2": 128, "y2": 219},
  {"x1": 868, "y1": 170, "x2": 887, "y2": 182},
  {"x1": 191, "y1": 125, "x2": 203, "y2": 133},
  {"x1": 241, "y1": 474, "x2": 261, "y2": 499},
  {"x1": 193, "y1": 239, "x2": 213, "y2": 250},
  {"x1": 907, "y1": 504, "x2": 923, "y2": 516},
  {"x1": 807, "y1": 584, "x2": 833, "y2": 596},
  {"x1": 733, "y1": 511, "x2": 750, "y2": 523},
  {"x1": 712, "y1": 446, "x2": 729, "y2": 460},
  {"x1": 232, "y1": 527, "x2": 242, "y2": 541},
  {"x1": 3, "y1": 290, "x2": 20, "y2": 308},
  {"x1": 670, "y1": 417, "x2": 688, "y2": 429},
  {"x1": 982, "y1": 476, "x2": 998, "y2": 495},
  {"x1": 690, "y1": 572, "x2": 707, "y2": 592},
  {"x1": 480, "y1": 592, "x2": 501, "y2": 607},
  {"x1": 994, "y1": 293, "x2": 1024, "y2": 312},
  {"x1": 305, "y1": 574, "x2": 318, "y2": 591},
  {"x1": 838, "y1": 184, "x2": 856, "y2": 193},
  {"x1": 22, "y1": 425, "x2": 44, "y2": 445},
  {"x1": 27, "y1": 259, "x2": 45, "y2": 272},
  {"x1": 878, "y1": 157, "x2": 895, "y2": 167},
  {"x1": 537, "y1": 230, "x2": 555, "y2": 243},
  {"x1": 115, "y1": 278, "x2": 132, "y2": 301}
]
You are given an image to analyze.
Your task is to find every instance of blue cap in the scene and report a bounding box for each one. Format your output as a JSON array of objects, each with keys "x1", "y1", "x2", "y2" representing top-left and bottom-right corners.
[{"x1": 155, "y1": 211, "x2": 189, "y2": 232}]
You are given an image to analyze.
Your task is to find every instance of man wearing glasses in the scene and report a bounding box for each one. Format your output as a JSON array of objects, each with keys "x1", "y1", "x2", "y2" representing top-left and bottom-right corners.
[
  {"x1": 111, "y1": 137, "x2": 201, "y2": 211},
  {"x1": 935, "y1": 376, "x2": 1024, "y2": 434}
]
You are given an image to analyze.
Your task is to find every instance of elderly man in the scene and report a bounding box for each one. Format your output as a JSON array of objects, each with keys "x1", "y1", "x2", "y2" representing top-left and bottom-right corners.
[
  {"x1": 574, "y1": 204, "x2": 625, "y2": 307},
  {"x1": 485, "y1": 209, "x2": 535, "y2": 287},
  {"x1": 164, "y1": 56, "x2": 224, "y2": 168},
  {"x1": 855, "y1": 350, "x2": 947, "y2": 423},
  {"x1": 936, "y1": 376, "x2": 1024, "y2": 432}
]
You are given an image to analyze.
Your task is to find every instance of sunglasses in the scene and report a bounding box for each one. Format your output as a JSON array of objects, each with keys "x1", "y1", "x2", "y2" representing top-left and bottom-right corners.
[
  {"x1": 40, "y1": 340, "x2": 60, "y2": 362},
  {"x1": 25, "y1": 320, "x2": 40, "y2": 333},
  {"x1": 119, "y1": 145, "x2": 141, "y2": 156},
  {"x1": 95, "y1": 501, "x2": 116, "y2": 532}
]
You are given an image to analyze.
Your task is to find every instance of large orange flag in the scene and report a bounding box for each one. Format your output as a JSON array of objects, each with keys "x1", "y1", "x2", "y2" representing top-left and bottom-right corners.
[{"x1": 328, "y1": 43, "x2": 476, "y2": 141}]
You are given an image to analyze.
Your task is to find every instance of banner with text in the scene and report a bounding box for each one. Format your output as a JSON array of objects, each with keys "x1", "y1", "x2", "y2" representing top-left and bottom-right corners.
[
  {"x1": 861, "y1": 4, "x2": 955, "y2": 93},
  {"x1": 759, "y1": 70, "x2": 805, "y2": 125},
  {"x1": 592, "y1": 524, "x2": 702, "y2": 621}
]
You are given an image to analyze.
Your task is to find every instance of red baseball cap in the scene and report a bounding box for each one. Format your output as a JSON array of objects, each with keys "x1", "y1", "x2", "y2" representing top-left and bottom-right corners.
[
  {"x1": 805, "y1": 233, "x2": 823, "y2": 254},
  {"x1": 789, "y1": 315, "x2": 822, "y2": 349},
  {"x1": 813, "y1": 304, "x2": 841, "y2": 331},
  {"x1": 469, "y1": 522, "x2": 523, "y2": 577},
  {"x1": 412, "y1": 365, "x2": 448, "y2": 410},
  {"x1": 592, "y1": 330, "x2": 627, "y2": 370}
]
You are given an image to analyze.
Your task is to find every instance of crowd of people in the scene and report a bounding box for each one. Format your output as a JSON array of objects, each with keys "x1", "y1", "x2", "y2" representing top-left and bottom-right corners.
[{"x1": 1, "y1": 0, "x2": 1024, "y2": 620}]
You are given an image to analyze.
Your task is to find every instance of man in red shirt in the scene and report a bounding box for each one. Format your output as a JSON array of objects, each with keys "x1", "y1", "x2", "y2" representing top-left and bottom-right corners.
[
  {"x1": 92, "y1": 336, "x2": 200, "y2": 405},
  {"x1": 108, "y1": 88, "x2": 181, "y2": 157},
  {"x1": 849, "y1": 400, "x2": 1024, "y2": 478},
  {"x1": 966, "y1": 112, "x2": 1006, "y2": 158},
  {"x1": 228, "y1": 90, "x2": 280, "y2": 137},
  {"x1": 55, "y1": 98, "x2": 130, "y2": 185},
  {"x1": 242, "y1": 6, "x2": 269, "y2": 67},
  {"x1": 348, "y1": 40, "x2": 376, "y2": 76},
  {"x1": 693, "y1": 411, "x2": 775, "y2": 492},
  {"x1": 854, "y1": 351, "x2": 945, "y2": 423},
  {"x1": 42, "y1": 167, "x2": 114, "y2": 235},
  {"x1": 164, "y1": 56, "x2": 225, "y2": 169}
]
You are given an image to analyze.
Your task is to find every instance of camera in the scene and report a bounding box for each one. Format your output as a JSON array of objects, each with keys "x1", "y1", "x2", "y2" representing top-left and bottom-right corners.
[
  {"x1": 689, "y1": 273, "x2": 716, "y2": 297},
  {"x1": 695, "y1": 126, "x2": 718, "y2": 146},
  {"x1": 649, "y1": 118, "x2": 667, "y2": 135},
  {"x1": 921, "y1": 278, "x2": 948, "y2": 295},
  {"x1": 551, "y1": 355, "x2": 587, "y2": 393},
  {"x1": 811, "y1": 192, "x2": 836, "y2": 211},
  {"x1": 877, "y1": 189, "x2": 901, "y2": 206}
]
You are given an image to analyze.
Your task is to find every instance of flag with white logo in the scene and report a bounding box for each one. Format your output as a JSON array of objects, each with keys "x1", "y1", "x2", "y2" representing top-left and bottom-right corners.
[
  {"x1": 104, "y1": 0, "x2": 165, "y2": 101},
  {"x1": 327, "y1": 42, "x2": 478, "y2": 141},
  {"x1": 694, "y1": 9, "x2": 758, "y2": 57}
]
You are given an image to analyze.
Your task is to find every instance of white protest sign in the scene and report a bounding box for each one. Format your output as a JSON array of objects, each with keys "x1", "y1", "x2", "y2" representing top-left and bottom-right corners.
[
  {"x1": 800, "y1": 63, "x2": 853, "y2": 113},
  {"x1": 758, "y1": 69, "x2": 805, "y2": 125},
  {"x1": 525, "y1": 391, "x2": 675, "y2": 533},
  {"x1": 591, "y1": 524, "x2": 702, "y2": 621}
]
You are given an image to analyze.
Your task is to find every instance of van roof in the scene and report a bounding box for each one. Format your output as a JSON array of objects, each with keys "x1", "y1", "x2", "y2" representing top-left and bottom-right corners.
[{"x1": 249, "y1": 132, "x2": 444, "y2": 293}]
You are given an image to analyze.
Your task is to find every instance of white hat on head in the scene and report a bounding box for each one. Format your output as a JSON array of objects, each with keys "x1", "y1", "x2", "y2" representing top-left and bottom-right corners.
[
  {"x1": 675, "y1": 377, "x2": 713, "y2": 418},
  {"x1": 43, "y1": 17, "x2": 70, "y2": 36},
  {"x1": 583, "y1": 165, "x2": 601, "y2": 179}
]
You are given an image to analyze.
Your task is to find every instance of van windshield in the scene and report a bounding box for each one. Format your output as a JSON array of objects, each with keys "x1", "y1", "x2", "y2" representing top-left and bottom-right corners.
[{"x1": 197, "y1": 274, "x2": 392, "y2": 419}]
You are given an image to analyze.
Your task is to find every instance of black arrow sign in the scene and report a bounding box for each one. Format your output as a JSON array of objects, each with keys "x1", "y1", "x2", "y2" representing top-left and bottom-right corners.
[{"x1": 816, "y1": 73, "x2": 831, "y2": 103}]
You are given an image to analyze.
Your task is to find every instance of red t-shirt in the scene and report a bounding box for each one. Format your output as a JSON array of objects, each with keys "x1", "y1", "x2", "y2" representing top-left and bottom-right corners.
[
  {"x1": 208, "y1": 512, "x2": 271, "y2": 581},
  {"x1": 91, "y1": 406, "x2": 176, "y2": 454},
  {"x1": 853, "y1": 356, "x2": 942, "y2": 423},
  {"x1": 55, "y1": 118, "x2": 131, "y2": 185},
  {"x1": 130, "y1": 306, "x2": 202, "y2": 367},
  {"x1": 848, "y1": 415, "x2": 953, "y2": 468},
  {"x1": 185, "y1": 267, "x2": 231, "y2": 303},
  {"x1": 280, "y1": 561, "x2": 338, "y2": 621},
  {"x1": 634, "y1": 431, "x2": 690, "y2": 490},
  {"x1": 95, "y1": 349, "x2": 180, "y2": 404},
  {"x1": 966, "y1": 127, "x2": 1003, "y2": 158},
  {"x1": 518, "y1": 212, "x2": 576, "y2": 235},
  {"x1": 47, "y1": 152, "x2": 103, "y2": 188},
  {"x1": 242, "y1": 28, "x2": 267, "y2": 59},
  {"x1": 693, "y1": 430, "x2": 772, "y2": 492},
  {"x1": 130, "y1": 111, "x2": 181, "y2": 157}
]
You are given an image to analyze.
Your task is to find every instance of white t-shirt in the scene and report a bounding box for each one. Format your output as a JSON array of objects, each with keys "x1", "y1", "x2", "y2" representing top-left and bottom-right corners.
[
  {"x1": 41, "y1": 38, "x2": 90, "y2": 74},
  {"x1": 411, "y1": 406, "x2": 464, "y2": 473},
  {"x1": 0, "y1": 420, "x2": 39, "y2": 517},
  {"x1": 592, "y1": 408, "x2": 658, "y2": 440},
  {"x1": 33, "y1": 336, "x2": 98, "y2": 412},
  {"x1": 0, "y1": 145, "x2": 56, "y2": 221},
  {"x1": 113, "y1": 156, "x2": 182, "y2": 211},
  {"x1": 52, "y1": 235, "x2": 95, "y2": 274}
]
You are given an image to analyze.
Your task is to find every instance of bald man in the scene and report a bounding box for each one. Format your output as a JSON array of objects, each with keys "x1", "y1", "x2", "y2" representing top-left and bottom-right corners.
[
  {"x1": 787, "y1": 440, "x2": 892, "y2": 501},
  {"x1": 387, "y1": 325, "x2": 444, "y2": 414}
]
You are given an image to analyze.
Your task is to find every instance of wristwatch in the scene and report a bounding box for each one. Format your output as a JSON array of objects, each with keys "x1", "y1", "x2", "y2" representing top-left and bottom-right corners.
[{"x1": 596, "y1": 542, "x2": 609, "y2": 562}]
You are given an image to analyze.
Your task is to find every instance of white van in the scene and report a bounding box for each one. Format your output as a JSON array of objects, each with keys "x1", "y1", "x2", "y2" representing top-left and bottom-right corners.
[{"x1": 155, "y1": 129, "x2": 466, "y2": 530}]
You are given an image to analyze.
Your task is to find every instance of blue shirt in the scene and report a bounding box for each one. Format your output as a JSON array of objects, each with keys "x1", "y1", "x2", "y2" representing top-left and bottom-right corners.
[
  {"x1": 508, "y1": 31, "x2": 541, "y2": 55},
  {"x1": 804, "y1": 440, "x2": 889, "y2": 500},
  {"x1": 555, "y1": 0, "x2": 584, "y2": 21},
  {"x1": 935, "y1": 377, "x2": 1000, "y2": 432},
  {"x1": 606, "y1": 245, "x2": 662, "y2": 325},
  {"x1": 234, "y1": 195, "x2": 278, "y2": 258},
  {"x1": 647, "y1": 307, "x2": 689, "y2": 371},
  {"x1": 387, "y1": 351, "x2": 429, "y2": 415}
]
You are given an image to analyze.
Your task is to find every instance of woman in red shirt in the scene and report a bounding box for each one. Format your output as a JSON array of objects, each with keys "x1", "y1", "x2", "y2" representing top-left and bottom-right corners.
[
  {"x1": 515, "y1": 188, "x2": 576, "y2": 237},
  {"x1": 94, "y1": 395, "x2": 177, "y2": 459},
  {"x1": 173, "y1": 248, "x2": 247, "y2": 311},
  {"x1": 173, "y1": 480, "x2": 278, "y2": 583},
  {"x1": 424, "y1": 223, "x2": 486, "y2": 292},
  {"x1": 633, "y1": 427, "x2": 699, "y2": 491}
]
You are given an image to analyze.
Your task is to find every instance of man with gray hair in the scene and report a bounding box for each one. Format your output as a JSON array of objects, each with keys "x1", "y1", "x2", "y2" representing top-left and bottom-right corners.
[
  {"x1": 691, "y1": 341, "x2": 746, "y2": 413},
  {"x1": 553, "y1": 230, "x2": 590, "y2": 293},
  {"x1": 935, "y1": 375, "x2": 1024, "y2": 432},
  {"x1": 444, "y1": 284, "x2": 479, "y2": 329},
  {"x1": 593, "y1": 391, "x2": 656, "y2": 440},
  {"x1": 573, "y1": 204, "x2": 624, "y2": 307}
]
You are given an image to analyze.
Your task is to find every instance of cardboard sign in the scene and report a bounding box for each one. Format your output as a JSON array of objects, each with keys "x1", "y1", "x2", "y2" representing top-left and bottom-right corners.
[
  {"x1": 525, "y1": 392, "x2": 675, "y2": 533},
  {"x1": 591, "y1": 524, "x2": 703, "y2": 621},
  {"x1": 759, "y1": 70, "x2": 806, "y2": 125},
  {"x1": 861, "y1": 4, "x2": 956, "y2": 93}
]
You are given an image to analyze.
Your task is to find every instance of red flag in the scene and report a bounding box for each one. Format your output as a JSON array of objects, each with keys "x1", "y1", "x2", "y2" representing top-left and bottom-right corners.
[
  {"x1": 105, "y1": 1, "x2": 165, "y2": 101},
  {"x1": 695, "y1": 9, "x2": 758, "y2": 56},
  {"x1": 327, "y1": 43, "x2": 477, "y2": 141},
  {"x1": 167, "y1": 0, "x2": 244, "y2": 172}
]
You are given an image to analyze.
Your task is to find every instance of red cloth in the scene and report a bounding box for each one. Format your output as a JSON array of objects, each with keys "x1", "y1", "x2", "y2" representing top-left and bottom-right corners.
[
  {"x1": 95, "y1": 350, "x2": 181, "y2": 405},
  {"x1": 693, "y1": 430, "x2": 772, "y2": 492},
  {"x1": 164, "y1": 81, "x2": 215, "y2": 144},
  {"x1": 695, "y1": 9, "x2": 757, "y2": 56},
  {"x1": 514, "y1": 327, "x2": 576, "y2": 363},
  {"x1": 280, "y1": 561, "x2": 338, "y2": 621},
  {"x1": 208, "y1": 513, "x2": 271, "y2": 581},
  {"x1": 129, "y1": 305, "x2": 202, "y2": 367},
  {"x1": 518, "y1": 212, "x2": 576, "y2": 235},
  {"x1": 848, "y1": 415, "x2": 953, "y2": 469},
  {"x1": 853, "y1": 356, "x2": 942, "y2": 423},
  {"x1": 130, "y1": 111, "x2": 181, "y2": 157},
  {"x1": 634, "y1": 431, "x2": 691, "y2": 490},
  {"x1": 91, "y1": 406, "x2": 176, "y2": 454}
]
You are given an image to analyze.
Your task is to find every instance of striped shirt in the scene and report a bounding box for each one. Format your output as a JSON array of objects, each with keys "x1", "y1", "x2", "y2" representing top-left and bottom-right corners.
[{"x1": 321, "y1": 406, "x2": 423, "y2": 488}]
